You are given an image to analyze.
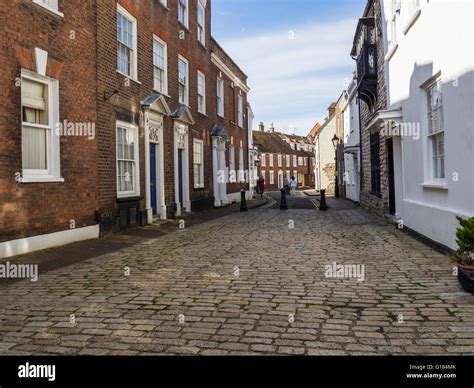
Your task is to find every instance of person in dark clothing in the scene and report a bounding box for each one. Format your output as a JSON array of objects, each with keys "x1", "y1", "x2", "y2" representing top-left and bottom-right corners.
[{"x1": 257, "y1": 176, "x2": 265, "y2": 199}]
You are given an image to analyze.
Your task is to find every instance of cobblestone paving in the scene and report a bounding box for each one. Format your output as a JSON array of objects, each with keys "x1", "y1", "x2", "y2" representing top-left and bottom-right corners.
[{"x1": 1, "y1": 208, "x2": 473, "y2": 355}]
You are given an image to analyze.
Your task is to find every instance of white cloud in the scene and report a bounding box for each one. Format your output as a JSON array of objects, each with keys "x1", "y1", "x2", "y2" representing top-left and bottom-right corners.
[{"x1": 220, "y1": 18, "x2": 358, "y2": 135}]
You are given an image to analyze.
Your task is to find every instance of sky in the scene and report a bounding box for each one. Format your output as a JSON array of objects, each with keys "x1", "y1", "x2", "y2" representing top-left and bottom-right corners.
[{"x1": 211, "y1": 0, "x2": 367, "y2": 136}]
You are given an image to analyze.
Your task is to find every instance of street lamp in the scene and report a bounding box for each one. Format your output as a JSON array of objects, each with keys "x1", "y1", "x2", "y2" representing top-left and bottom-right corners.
[{"x1": 331, "y1": 134, "x2": 340, "y2": 198}]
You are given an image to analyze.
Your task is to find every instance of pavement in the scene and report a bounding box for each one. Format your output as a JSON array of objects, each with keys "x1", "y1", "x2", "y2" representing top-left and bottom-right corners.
[{"x1": 0, "y1": 194, "x2": 473, "y2": 355}]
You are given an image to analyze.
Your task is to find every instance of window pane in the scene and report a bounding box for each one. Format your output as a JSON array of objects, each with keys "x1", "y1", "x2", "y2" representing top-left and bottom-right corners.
[{"x1": 23, "y1": 126, "x2": 47, "y2": 170}]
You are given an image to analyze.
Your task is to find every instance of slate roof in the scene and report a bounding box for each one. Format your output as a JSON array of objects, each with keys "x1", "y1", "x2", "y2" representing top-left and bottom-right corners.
[
  {"x1": 141, "y1": 92, "x2": 164, "y2": 107},
  {"x1": 211, "y1": 124, "x2": 229, "y2": 140}
]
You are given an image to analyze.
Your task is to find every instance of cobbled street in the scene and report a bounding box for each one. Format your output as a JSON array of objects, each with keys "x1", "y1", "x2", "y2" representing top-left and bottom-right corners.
[{"x1": 1, "y1": 198, "x2": 473, "y2": 356}]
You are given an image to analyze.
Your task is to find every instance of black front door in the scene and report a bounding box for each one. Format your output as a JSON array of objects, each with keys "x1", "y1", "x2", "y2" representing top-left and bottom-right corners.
[{"x1": 387, "y1": 138, "x2": 396, "y2": 215}]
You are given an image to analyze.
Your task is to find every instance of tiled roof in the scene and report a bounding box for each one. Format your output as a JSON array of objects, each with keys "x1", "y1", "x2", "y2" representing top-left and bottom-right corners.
[{"x1": 252, "y1": 131, "x2": 313, "y2": 157}]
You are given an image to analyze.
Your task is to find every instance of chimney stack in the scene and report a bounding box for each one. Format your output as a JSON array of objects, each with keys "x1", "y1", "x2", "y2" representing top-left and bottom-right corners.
[
  {"x1": 268, "y1": 122, "x2": 275, "y2": 133},
  {"x1": 259, "y1": 122, "x2": 265, "y2": 132},
  {"x1": 328, "y1": 103, "x2": 336, "y2": 117}
]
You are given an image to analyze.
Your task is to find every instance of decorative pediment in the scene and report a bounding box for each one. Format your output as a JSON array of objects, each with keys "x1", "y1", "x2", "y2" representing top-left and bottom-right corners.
[
  {"x1": 172, "y1": 104, "x2": 195, "y2": 125},
  {"x1": 141, "y1": 92, "x2": 172, "y2": 116}
]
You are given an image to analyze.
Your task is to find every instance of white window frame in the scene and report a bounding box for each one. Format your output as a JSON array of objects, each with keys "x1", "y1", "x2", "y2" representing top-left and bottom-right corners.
[
  {"x1": 197, "y1": 1, "x2": 206, "y2": 46},
  {"x1": 278, "y1": 154, "x2": 282, "y2": 167},
  {"x1": 237, "y1": 94, "x2": 244, "y2": 128},
  {"x1": 425, "y1": 77, "x2": 446, "y2": 182},
  {"x1": 269, "y1": 153, "x2": 274, "y2": 167},
  {"x1": 298, "y1": 157, "x2": 303, "y2": 166},
  {"x1": 152, "y1": 36, "x2": 168, "y2": 95},
  {"x1": 116, "y1": 121, "x2": 140, "y2": 198},
  {"x1": 304, "y1": 157, "x2": 307, "y2": 166},
  {"x1": 293, "y1": 170, "x2": 297, "y2": 180},
  {"x1": 217, "y1": 78, "x2": 224, "y2": 117},
  {"x1": 261, "y1": 170, "x2": 266, "y2": 180},
  {"x1": 193, "y1": 139, "x2": 204, "y2": 189},
  {"x1": 117, "y1": 4, "x2": 138, "y2": 81},
  {"x1": 160, "y1": 0, "x2": 168, "y2": 7},
  {"x1": 32, "y1": 0, "x2": 63, "y2": 17},
  {"x1": 293, "y1": 155, "x2": 297, "y2": 166},
  {"x1": 197, "y1": 71, "x2": 206, "y2": 114},
  {"x1": 20, "y1": 70, "x2": 62, "y2": 183},
  {"x1": 229, "y1": 144, "x2": 236, "y2": 183},
  {"x1": 286, "y1": 155, "x2": 290, "y2": 167},
  {"x1": 178, "y1": 0, "x2": 189, "y2": 28},
  {"x1": 261, "y1": 153, "x2": 266, "y2": 167},
  {"x1": 178, "y1": 55, "x2": 189, "y2": 106},
  {"x1": 238, "y1": 147, "x2": 244, "y2": 182},
  {"x1": 270, "y1": 171, "x2": 275, "y2": 185}
]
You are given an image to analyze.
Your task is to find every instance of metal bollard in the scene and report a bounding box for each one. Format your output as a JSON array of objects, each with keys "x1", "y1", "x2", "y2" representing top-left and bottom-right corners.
[
  {"x1": 280, "y1": 188, "x2": 288, "y2": 210},
  {"x1": 240, "y1": 189, "x2": 248, "y2": 212},
  {"x1": 319, "y1": 189, "x2": 328, "y2": 211}
]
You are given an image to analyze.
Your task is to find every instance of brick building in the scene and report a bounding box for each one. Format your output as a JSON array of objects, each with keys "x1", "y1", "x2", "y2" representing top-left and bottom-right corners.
[
  {"x1": 351, "y1": 0, "x2": 392, "y2": 216},
  {"x1": 0, "y1": 0, "x2": 99, "y2": 258},
  {"x1": 253, "y1": 123, "x2": 314, "y2": 191},
  {"x1": 0, "y1": 0, "x2": 250, "y2": 256},
  {"x1": 97, "y1": 0, "x2": 250, "y2": 235}
]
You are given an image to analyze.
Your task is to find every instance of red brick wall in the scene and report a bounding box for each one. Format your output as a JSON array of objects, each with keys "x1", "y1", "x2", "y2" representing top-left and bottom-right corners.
[
  {"x1": 97, "y1": 0, "x2": 247, "y2": 222},
  {"x1": 210, "y1": 39, "x2": 249, "y2": 197},
  {"x1": 0, "y1": 0, "x2": 98, "y2": 242}
]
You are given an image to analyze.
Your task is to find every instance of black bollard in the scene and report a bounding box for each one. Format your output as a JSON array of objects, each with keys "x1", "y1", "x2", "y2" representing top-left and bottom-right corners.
[
  {"x1": 280, "y1": 188, "x2": 288, "y2": 210},
  {"x1": 319, "y1": 189, "x2": 328, "y2": 211},
  {"x1": 240, "y1": 189, "x2": 248, "y2": 212}
]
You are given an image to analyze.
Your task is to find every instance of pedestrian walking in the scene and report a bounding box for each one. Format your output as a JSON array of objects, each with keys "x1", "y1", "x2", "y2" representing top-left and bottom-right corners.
[
  {"x1": 284, "y1": 177, "x2": 290, "y2": 195},
  {"x1": 290, "y1": 176, "x2": 297, "y2": 195},
  {"x1": 257, "y1": 176, "x2": 265, "y2": 199}
]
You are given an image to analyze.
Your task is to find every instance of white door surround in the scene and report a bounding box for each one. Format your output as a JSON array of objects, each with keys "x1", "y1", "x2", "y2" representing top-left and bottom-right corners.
[
  {"x1": 212, "y1": 135, "x2": 229, "y2": 207},
  {"x1": 141, "y1": 93, "x2": 171, "y2": 223},
  {"x1": 172, "y1": 105, "x2": 195, "y2": 216}
]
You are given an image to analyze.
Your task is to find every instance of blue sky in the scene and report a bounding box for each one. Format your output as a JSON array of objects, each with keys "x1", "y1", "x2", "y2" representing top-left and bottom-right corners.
[{"x1": 211, "y1": 0, "x2": 366, "y2": 136}]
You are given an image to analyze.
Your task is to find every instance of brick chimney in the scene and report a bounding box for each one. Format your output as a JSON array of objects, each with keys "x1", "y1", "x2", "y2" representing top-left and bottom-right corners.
[
  {"x1": 328, "y1": 102, "x2": 336, "y2": 117},
  {"x1": 259, "y1": 122, "x2": 265, "y2": 132}
]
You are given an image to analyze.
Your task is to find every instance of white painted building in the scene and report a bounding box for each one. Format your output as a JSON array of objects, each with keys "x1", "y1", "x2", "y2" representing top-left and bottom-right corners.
[
  {"x1": 341, "y1": 76, "x2": 361, "y2": 203},
  {"x1": 380, "y1": 0, "x2": 474, "y2": 249},
  {"x1": 314, "y1": 107, "x2": 337, "y2": 195}
]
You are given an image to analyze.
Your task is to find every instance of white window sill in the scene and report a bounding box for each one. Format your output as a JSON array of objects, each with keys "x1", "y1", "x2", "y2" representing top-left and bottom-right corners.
[
  {"x1": 32, "y1": 0, "x2": 64, "y2": 17},
  {"x1": 384, "y1": 43, "x2": 399, "y2": 62},
  {"x1": 116, "y1": 70, "x2": 141, "y2": 85},
  {"x1": 403, "y1": 8, "x2": 422, "y2": 35},
  {"x1": 117, "y1": 192, "x2": 141, "y2": 199},
  {"x1": 20, "y1": 176, "x2": 64, "y2": 183},
  {"x1": 198, "y1": 110, "x2": 207, "y2": 117},
  {"x1": 152, "y1": 89, "x2": 170, "y2": 98},
  {"x1": 177, "y1": 20, "x2": 189, "y2": 31},
  {"x1": 420, "y1": 182, "x2": 448, "y2": 191}
]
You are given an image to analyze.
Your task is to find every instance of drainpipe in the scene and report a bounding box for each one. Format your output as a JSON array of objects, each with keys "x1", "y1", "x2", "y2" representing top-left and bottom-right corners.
[{"x1": 358, "y1": 95, "x2": 363, "y2": 199}]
